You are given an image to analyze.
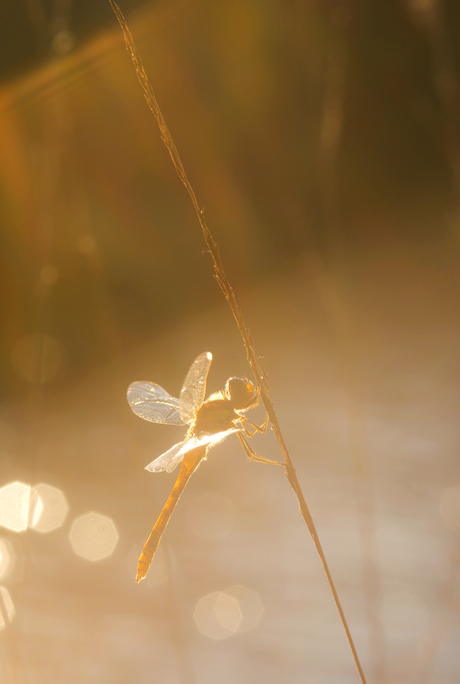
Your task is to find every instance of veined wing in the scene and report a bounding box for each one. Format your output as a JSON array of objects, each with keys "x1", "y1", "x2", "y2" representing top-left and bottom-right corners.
[
  {"x1": 127, "y1": 382, "x2": 185, "y2": 425},
  {"x1": 145, "y1": 427, "x2": 239, "y2": 474},
  {"x1": 179, "y1": 351, "x2": 213, "y2": 424}
]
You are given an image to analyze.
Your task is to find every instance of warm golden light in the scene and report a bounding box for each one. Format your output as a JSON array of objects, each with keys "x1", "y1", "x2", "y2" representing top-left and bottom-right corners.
[
  {"x1": 0, "y1": 0, "x2": 457, "y2": 678},
  {"x1": 0, "y1": 482, "x2": 30, "y2": 532},
  {"x1": 69, "y1": 512, "x2": 118, "y2": 561},
  {"x1": 31, "y1": 484, "x2": 69, "y2": 533}
]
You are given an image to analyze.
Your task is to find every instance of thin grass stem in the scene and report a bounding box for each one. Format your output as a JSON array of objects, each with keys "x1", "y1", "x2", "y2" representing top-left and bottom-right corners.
[{"x1": 108, "y1": 3, "x2": 367, "y2": 682}]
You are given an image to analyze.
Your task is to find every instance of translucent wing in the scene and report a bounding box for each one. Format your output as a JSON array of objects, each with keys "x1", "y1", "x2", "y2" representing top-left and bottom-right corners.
[
  {"x1": 145, "y1": 441, "x2": 188, "y2": 473},
  {"x1": 144, "y1": 428, "x2": 239, "y2": 474},
  {"x1": 179, "y1": 351, "x2": 213, "y2": 424},
  {"x1": 127, "y1": 382, "x2": 185, "y2": 425},
  {"x1": 178, "y1": 429, "x2": 239, "y2": 455}
]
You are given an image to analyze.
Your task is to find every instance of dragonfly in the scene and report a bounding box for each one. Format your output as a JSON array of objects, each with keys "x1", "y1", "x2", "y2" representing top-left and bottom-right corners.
[{"x1": 128, "y1": 351, "x2": 279, "y2": 582}]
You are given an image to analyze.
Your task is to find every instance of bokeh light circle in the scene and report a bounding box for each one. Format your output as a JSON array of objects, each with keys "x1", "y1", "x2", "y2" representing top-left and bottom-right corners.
[
  {"x1": 31, "y1": 484, "x2": 69, "y2": 533},
  {"x1": 0, "y1": 482, "x2": 30, "y2": 532},
  {"x1": 223, "y1": 585, "x2": 264, "y2": 633},
  {"x1": 69, "y1": 512, "x2": 118, "y2": 561},
  {"x1": 194, "y1": 591, "x2": 242, "y2": 640},
  {"x1": 194, "y1": 585, "x2": 264, "y2": 640}
]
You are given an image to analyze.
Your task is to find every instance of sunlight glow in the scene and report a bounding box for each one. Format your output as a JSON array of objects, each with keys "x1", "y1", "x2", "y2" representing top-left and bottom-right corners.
[
  {"x1": 69, "y1": 512, "x2": 118, "y2": 561},
  {"x1": 0, "y1": 482, "x2": 30, "y2": 531},
  {"x1": 31, "y1": 484, "x2": 69, "y2": 533},
  {"x1": 0, "y1": 482, "x2": 68, "y2": 534}
]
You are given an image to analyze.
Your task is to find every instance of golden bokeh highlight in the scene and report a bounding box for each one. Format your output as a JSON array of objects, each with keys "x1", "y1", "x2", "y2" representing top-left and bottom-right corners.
[
  {"x1": 31, "y1": 484, "x2": 69, "y2": 533},
  {"x1": 222, "y1": 584, "x2": 264, "y2": 633},
  {"x1": 187, "y1": 492, "x2": 235, "y2": 540},
  {"x1": 69, "y1": 512, "x2": 118, "y2": 561},
  {"x1": 194, "y1": 591, "x2": 242, "y2": 640},
  {"x1": 0, "y1": 481, "x2": 67, "y2": 534},
  {"x1": 194, "y1": 584, "x2": 264, "y2": 640},
  {"x1": 0, "y1": 482, "x2": 31, "y2": 532},
  {"x1": 0, "y1": 587, "x2": 15, "y2": 629},
  {"x1": 11, "y1": 333, "x2": 63, "y2": 384}
]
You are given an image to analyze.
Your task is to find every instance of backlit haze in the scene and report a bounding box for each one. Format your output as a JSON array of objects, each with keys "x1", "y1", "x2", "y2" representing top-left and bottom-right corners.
[{"x1": 1, "y1": 1, "x2": 460, "y2": 683}]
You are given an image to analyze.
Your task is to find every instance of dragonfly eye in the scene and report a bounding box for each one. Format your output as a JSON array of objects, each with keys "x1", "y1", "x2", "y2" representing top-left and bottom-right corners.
[{"x1": 226, "y1": 377, "x2": 256, "y2": 409}]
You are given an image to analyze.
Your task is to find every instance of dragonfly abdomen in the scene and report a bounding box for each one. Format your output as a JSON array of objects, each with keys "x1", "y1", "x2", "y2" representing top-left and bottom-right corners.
[{"x1": 136, "y1": 446, "x2": 206, "y2": 582}]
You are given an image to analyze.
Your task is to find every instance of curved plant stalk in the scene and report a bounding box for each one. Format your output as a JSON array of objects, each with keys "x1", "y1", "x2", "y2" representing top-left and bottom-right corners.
[{"x1": 109, "y1": 3, "x2": 367, "y2": 682}]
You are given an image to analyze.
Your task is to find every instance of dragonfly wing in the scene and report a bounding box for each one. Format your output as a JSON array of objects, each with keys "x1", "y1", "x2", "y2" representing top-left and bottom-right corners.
[
  {"x1": 145, "y1": 441, "x2": 186, "y2": 473},
  {"x1": 128, "y1": 382, "x2": 185, "y2": 425},
  {"x1": 146, "y1": 428, "x2": 239, "y2": 473},
  {"x1": 178, "y1": 428, "x2": 240, "y2": 456},
  {"x1": 179, "y1": 352, "x2": 213, "y2": 424}
]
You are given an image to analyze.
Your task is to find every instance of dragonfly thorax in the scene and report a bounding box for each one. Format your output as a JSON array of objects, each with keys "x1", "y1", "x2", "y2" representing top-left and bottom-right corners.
[{"x1": 193, "y1": 396, "x2": 237, "y2": 435}]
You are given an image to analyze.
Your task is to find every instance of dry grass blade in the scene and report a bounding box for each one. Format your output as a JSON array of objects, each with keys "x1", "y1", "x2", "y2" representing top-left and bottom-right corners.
[{"x1": 109, "y1": 2, "x2": 367, "y2": 682}]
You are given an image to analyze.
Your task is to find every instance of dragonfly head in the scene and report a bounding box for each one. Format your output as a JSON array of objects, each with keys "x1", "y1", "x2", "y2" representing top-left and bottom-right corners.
[{"x1": 225, "y1": 377, "x2": 257, "y2": 410}]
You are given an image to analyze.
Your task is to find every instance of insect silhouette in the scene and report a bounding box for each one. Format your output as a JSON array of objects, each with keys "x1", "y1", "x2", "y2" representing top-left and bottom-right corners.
[{"x1": 128, "y1": 351, "x2": 279, "y2": 582}]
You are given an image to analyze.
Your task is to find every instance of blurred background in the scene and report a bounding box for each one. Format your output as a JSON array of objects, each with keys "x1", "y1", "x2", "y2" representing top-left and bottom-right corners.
[{"x1": 1, "y1": 0, "x2": 460, "y2": 682}]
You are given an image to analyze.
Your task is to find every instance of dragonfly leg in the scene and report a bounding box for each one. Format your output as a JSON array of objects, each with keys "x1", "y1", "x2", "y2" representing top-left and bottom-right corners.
[
  {"x1": 237, "y1": 432, "x2": 284, "y2": 467},
  {"x1": 239, "y1": 413, "x2": 270, "y2": 438}
]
